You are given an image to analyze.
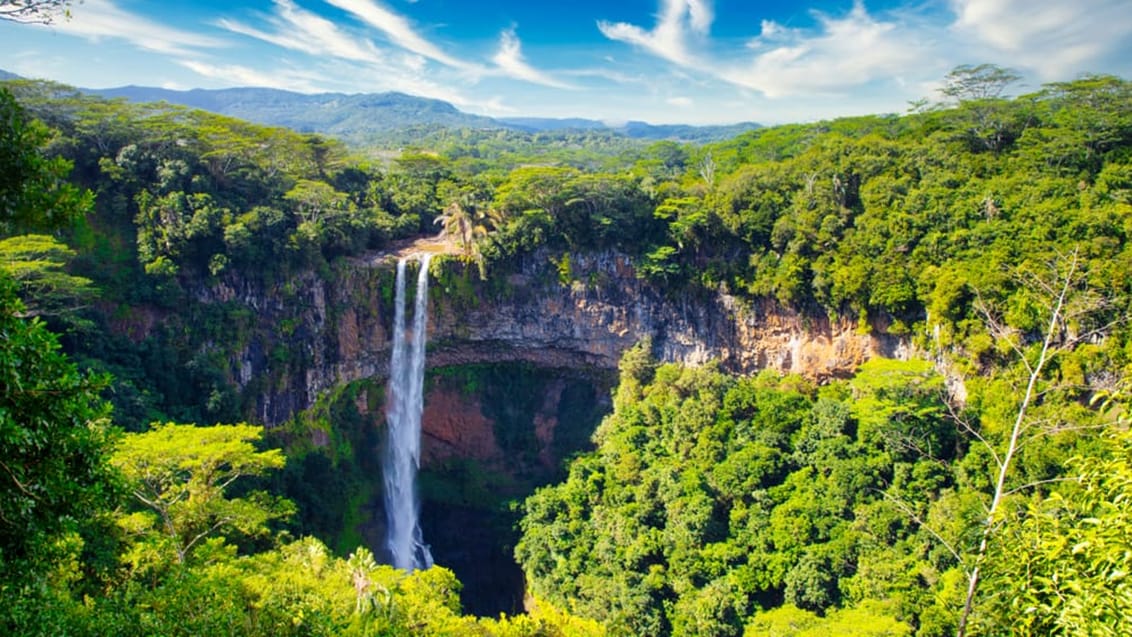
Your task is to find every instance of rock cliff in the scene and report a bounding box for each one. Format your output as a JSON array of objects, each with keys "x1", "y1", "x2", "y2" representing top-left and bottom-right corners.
[{"x1": 196, "y1": 250, "x2": 909, "y2": 426}]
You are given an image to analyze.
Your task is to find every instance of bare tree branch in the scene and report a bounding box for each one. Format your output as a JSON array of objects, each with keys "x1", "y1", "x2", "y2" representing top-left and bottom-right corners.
[
  {"x1": 0, "y1": 0, "x2": 74, "y2": 24},
  {"x1": 957, "y1": 248, "x2": 1082, "y2": 637}
]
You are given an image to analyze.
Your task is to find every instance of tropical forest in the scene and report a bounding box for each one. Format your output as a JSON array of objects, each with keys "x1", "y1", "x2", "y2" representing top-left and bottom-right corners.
[{"x1": 2, "y1": 12, "x2": 1132, "y2": 635}]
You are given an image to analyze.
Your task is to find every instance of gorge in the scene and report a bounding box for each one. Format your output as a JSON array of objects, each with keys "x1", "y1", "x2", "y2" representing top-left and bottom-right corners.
[{"x1": 175, "y1": 246, "x2": 913, "y2": 613}]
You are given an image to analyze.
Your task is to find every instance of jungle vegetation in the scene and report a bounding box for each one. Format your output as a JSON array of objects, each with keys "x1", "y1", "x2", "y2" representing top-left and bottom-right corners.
[{"x1": 1, "y1": 63, "x2": 1131, "y2": 635}]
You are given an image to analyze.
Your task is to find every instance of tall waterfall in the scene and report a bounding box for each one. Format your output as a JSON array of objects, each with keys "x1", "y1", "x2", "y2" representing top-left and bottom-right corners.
[{"x1": 383, "y1": 254, "x2": 434, "y2": 571}]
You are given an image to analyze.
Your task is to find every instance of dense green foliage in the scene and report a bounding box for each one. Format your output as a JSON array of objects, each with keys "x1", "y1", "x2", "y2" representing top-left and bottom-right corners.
[
  {"x1": 0, "y1": 85, "x2": 91, "y2": 235},
  {"x1": 517, "y1": 353, "x2": 958, "y2": 635},
  {"x1": 975, "y1": 425, "x2": 1132, "y2": 636},
  {"x1": 0, "y1": 277, "x2": 119, "y2": 584},
  {"x1": 516, "y1": 346, "x2": 1128, "y2": 636}
]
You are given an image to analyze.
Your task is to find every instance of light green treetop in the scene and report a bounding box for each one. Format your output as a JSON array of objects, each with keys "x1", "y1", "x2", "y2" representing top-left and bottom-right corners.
[{"x1": 112, "y1": 422, "x2": 293, "y2": 564}]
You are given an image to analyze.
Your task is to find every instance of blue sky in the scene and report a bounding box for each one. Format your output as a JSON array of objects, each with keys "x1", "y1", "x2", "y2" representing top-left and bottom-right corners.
[{"x1": 3, "y1": 0, "x2": 1131, "y2": 124}]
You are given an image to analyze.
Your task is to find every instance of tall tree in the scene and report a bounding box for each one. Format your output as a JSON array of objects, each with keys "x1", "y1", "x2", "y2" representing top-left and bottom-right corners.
[
  {"x1": 0, "y1": 233, "x2": 94, "y2": 318},
  {"x1": 955, "y1": 249, "x2": 1114, "y2": 636},
  {"x1": 0, "y1": 276, "x2": 119, "y2": 580},
  {"x1": 939, "y1": 64, "x2": 1022, "y2": 102}
]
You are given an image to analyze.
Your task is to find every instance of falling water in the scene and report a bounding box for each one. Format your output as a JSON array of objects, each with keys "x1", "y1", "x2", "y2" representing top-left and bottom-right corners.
[{"x1": 383, "y1": 253, "x2": 434, "y2": 571}]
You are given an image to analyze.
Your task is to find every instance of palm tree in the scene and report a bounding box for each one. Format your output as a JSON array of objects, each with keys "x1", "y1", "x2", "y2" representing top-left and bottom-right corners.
[{"x1": 434, "y1": 189, "x2": 502, "y2": 260}]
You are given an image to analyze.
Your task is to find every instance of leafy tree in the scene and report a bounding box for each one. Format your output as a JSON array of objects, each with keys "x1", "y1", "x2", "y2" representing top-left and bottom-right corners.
[
  {"x1": 0, "y1": 87, "x2": 92, "y2": 235},
  {"x1": 955, "y1": 249, "x2": 1113, "y2": 636},
  {"x1": 744, "y1": 601, "x2": 911, "y2": 636},
  {"x1": 436, "y1": 179, "x2": 502, "y2": 265},
  {"x1": 0, "y1": 233, "x2": 94, "y2": 318},
  {"x1": 939, "y1": 64, "x2": 1022, "y2": 103},
  {"x1": 111, "y1": 422, "x2": 294, "y2": 564},
  {"x1": 0, "y1": 276, "x2": 119, "y2": 580},
  {"x1": 975, "y1": 426, "x2": 1132, "y2": 635}
]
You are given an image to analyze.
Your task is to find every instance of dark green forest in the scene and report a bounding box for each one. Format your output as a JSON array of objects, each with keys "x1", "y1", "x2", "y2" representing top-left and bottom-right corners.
[{"x1": 1, "y1": 64, "x2": 1131, "y2": 636}]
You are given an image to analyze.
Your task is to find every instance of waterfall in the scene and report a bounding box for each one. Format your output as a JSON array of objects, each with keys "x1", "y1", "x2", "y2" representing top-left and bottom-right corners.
[{"x1": 383, "y1": 253, "x2": 434, "y2": 571}]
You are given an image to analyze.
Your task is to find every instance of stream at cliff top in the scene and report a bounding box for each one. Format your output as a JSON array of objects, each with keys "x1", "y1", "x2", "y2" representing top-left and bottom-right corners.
[{"x1": 383, "y1": 254, "x2": 434, "y2": 571}]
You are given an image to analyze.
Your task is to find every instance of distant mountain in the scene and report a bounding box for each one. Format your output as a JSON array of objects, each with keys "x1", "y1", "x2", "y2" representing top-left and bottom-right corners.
[
  {"x1": 1, "y1": 70, "x2": 759, "y2": 145},
  {"x1": 497, "y1": 116, "x2": 759, "y2": 142},
  {"x1": 498, "y1": 117, "x2": 611, "y2": 132},
  {"x1": 619, "y1": 120, "x2": 762, "y2": 142},
  {"x1": 87, "y1": 84, "x2": 759, "y2": 145},
  {"x1": 91, "y1": 85, "x2": 501, "y2": 142}
]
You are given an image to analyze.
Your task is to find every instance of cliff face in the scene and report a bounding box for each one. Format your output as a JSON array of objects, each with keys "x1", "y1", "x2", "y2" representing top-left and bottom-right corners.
[{"x1": 194, "y1": 250, "x2": 909, "y2": 427}]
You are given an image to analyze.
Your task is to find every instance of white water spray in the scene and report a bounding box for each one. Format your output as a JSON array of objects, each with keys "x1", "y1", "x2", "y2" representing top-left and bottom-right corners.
[{"x1": 383, "y1": 254, "x2": 434, "y2": 571}]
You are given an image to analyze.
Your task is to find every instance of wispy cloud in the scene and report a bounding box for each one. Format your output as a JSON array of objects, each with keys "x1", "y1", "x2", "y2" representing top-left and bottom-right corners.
[
  {"x1": 491, "y1": 28, "x2": 575, "y2": 89},
  {"x1": 597, "y1": 0, "x2": 713, "y2": 66},
  {"x1": 203, "y1": 0, "x2": 498, "y2": 108},
  {"x1": 562, "y1": 67, "x2": 649, "y2": 87},
  {"x1": 42, "y1": 0, "x2": 223, "y2": 56},
  {"x1": 600, "y1": 1, "x2": 922, "y2": 99},
  {"x1": 948, "y1": 0, "x2": 1132, "y2": 77},
  {"x1": 723, "y1": 2, "x2": 925, "y2": 97},
  {"x1": 217, "y1": 0, "x2": 383, "y2": 64},
  {"x1": 324, "y1": 0, "x2": 480, "y2": 71},
  {"x1": 179, "y1": 60, "x2": 325, "y2": 92},
  {"x1": 178, "y1": 54, "x2": 488, "y2": 109}
]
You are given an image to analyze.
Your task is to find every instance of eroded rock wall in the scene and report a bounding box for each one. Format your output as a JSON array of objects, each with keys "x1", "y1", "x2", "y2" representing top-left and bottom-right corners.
[{"x1": 197, "y1": 250, "x2": 909, "y2": 426}]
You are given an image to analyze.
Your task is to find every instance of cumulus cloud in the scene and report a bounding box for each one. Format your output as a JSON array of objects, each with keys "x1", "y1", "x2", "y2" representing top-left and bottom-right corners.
[
  {"x1": 44, "y1": 0, "x2": 223, "y2": 56},
  {"x1": 723, "y1": 2, "x2": 926, "y2": 97},
  {"x1": 217, "y1": 0, "x2": 383, "y2": 64},
  {"x1": 598, "y1": 0, "x2": 713, "y2": 66},
  {"x1": 491, "y1": 28, "x2": 575, "y2": 88},
  {"x1": 948, "y1": 0, "x2": 1132, "y2": 77}
]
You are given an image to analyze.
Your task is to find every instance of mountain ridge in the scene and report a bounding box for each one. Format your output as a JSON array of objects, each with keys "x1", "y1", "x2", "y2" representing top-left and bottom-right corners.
[
  {"x1": 84, "y1": 82, "x2": 760, "y2": 145},
  {"x1": 1, "y1": 69, "x2": 760, "y2": 146}
]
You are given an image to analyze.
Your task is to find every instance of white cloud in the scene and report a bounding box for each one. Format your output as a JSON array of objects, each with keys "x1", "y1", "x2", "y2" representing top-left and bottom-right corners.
[
  {"x1": 598, "y1": 1, "x2": 925, "y2": 99},
  {"x1": 178, "y1": 52, "x2": 504, "y2": 116},
  {"x1": 666, "y1": 96, "x2": 693, "y2": 107},
  {"x1": 42, "y1": 0, "x2": 223, "y2": 56},
  {"x1": 324, "y1": 0, "x2": 480, "y2": 71},
  {"x1": 217, "y1": 0, "x2": 383, "y2": 64},
  {"x1": 562, "y1": 67, "x2": 648, "y2": 86},
  {"x1": 597, "y1": 0, "x2": 713, "y2": 66},
  {"x1": 179, "y1": 60, "x2": 324, "y2": 92},
  {"x1": 723, "y1": 2, "x2": 925, "y2": 98},
  {"x1": 491, "y1": 28, "x2": 574, "y2": 89},
  {"x1": 685, "y1": 0, "x2": 713, "y2": 33},
  {"x1": 948, "y1": 0, "x2": 1132, "y2": 77}
]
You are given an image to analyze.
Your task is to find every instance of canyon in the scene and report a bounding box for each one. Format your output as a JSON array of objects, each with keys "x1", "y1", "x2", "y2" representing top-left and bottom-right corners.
[{"x1": 165, "y1": 247, "x2": 914, "y2": 614}]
